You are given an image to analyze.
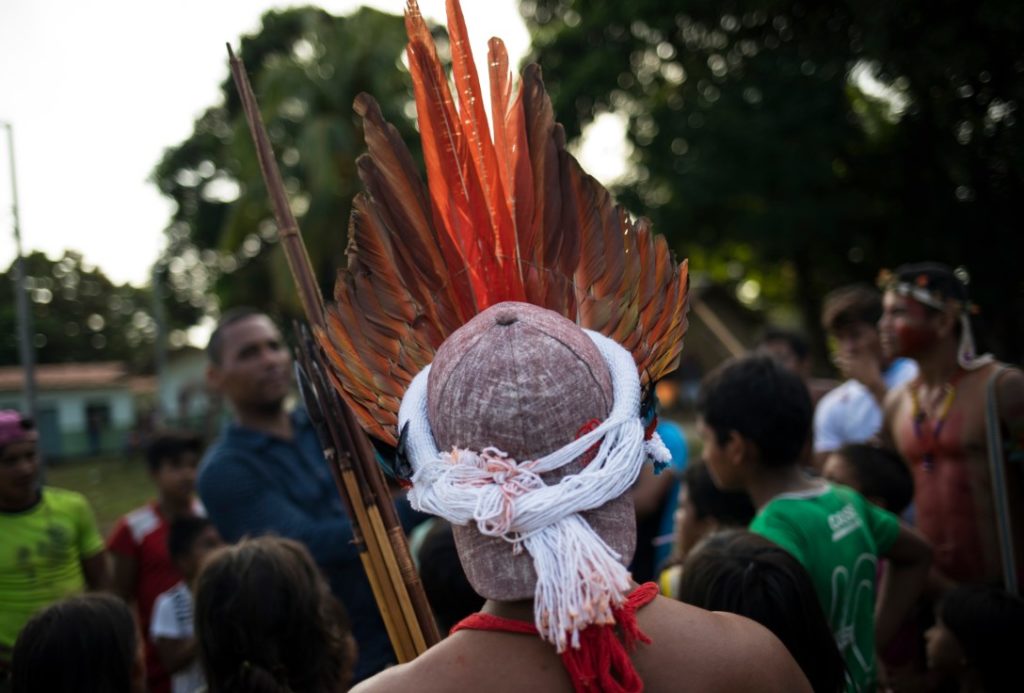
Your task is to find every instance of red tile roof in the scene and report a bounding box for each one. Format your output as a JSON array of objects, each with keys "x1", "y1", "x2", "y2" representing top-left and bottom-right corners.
[{"x1": 0, "y1": 362, "x2": 135, "y2": 392}]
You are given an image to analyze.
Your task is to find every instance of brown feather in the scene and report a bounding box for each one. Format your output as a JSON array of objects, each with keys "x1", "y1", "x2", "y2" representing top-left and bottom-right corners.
[{"x1": 316, "y1": 0, "x2": 689, "y2": 443}]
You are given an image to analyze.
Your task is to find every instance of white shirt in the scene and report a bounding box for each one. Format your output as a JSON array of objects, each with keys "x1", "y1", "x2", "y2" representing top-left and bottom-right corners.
[
  {"x1": 150, "y1": 581, "x2": 205, "y2": 693},
  {"x1": 813, "y1": 357, "x2": 918, "y2": 453}
]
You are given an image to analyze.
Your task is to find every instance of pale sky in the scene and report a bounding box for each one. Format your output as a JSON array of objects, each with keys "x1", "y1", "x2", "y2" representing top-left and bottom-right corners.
[{"x1": 0, "y1": 0, "x2": 550, "y2": 287}]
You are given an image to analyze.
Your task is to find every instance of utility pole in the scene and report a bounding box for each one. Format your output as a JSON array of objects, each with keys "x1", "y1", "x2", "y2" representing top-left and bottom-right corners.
[
  {"x1": 3, "y1": 121, "x2": 38, "y2": 427},
  {"x1": 151, "y1": 261, "x2": 168, "y2": 425}
]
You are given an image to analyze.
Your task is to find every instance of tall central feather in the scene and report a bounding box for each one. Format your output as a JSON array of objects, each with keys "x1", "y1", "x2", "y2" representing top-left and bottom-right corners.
[{"x1": 321, "y1": 0, "x2": 689, "y2": 445}]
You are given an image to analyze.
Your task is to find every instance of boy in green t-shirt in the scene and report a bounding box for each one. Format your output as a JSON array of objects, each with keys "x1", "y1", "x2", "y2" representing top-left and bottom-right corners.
[
  {"x1": 0, "y1": 410, "x2": 109, "y2": 679},
  {"x1": 696, "y1": 356, "x2": 931, "y2": 692}
]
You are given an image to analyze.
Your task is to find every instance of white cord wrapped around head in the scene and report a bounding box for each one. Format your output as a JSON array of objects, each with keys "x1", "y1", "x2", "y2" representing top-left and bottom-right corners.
[{"x1": 398, "y1": 330, "x2": 650, "y2": 651}]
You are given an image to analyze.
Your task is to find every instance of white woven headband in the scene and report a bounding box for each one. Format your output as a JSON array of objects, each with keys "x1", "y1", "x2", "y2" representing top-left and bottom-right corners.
[
  {"x1": 397, "y1": 329, "x2": 668, "y2": 651},
  {"x1": 890, "y1": 281, "x2": 992, "y2": 370}
]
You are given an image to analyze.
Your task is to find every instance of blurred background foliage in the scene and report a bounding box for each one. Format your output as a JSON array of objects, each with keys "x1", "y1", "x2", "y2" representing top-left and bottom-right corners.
[
  {"x1": 12, "y1": 0, "x2": 1007, "y2": 372},
  {"x1": 1, "y1": 252, "x2": 158, "y2": 368},
  {"x1": 523, "y1": 0, "x2": 1024, "y2": 360},
  {"x1": 151, "y1": 5, "x2": 419, "y2": 320}
]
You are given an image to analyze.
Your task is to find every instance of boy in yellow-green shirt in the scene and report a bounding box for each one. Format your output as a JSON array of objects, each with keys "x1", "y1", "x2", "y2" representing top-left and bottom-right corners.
[{"x1": 0, "y1": 410, "x2": 109, "y2": 679}]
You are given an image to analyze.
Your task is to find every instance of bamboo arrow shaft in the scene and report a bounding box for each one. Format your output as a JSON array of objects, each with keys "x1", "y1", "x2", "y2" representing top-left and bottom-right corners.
[
  {"x1": 227, "y1": 45, "x2": 325, "y2": 331},
  {"x1": 229, "y1": 45, "x2": 439, "y2": 659}
]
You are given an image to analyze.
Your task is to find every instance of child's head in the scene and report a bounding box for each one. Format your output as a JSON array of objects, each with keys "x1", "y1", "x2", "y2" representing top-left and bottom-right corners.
[
  {"x1": 926, "y1": 585, "x2": 1024, "y2": 692},
  {"x1": 145, "y1": 431, "x2": 202, "y2": 504},
  {"x1": 819, "y1": 282, "x2": 884, "y2": 339},
  {"x1": 679, "y1": 530, "x2": 845, "y2": 693},
  {"x1": 673, "y1": 463, "x2": 755, "y2": 560},
  {"x1": 195, "y1": 536, "x2": 356, "y2": 692},
  {"x1": 0, "y1": 410, "x2": 39, "y2": 509},
  {"x1": 12, "y1": 593, "x2": 145, "y2": 693},
  {"x1": 823, "y1": 443, "x2": 913, "y2": 514},
  {"x1": 756, "y1": 327, "x2": 812, "y2": 379},
  {"x1": 167, "y1": 515, "x2": 223, "y2": 583},
  {"x1": 696, "y1": 355, "x2": 812, "y2": 489},
  {"x1": 416, "y1": 520, "x2": 485, "y2": 632}
]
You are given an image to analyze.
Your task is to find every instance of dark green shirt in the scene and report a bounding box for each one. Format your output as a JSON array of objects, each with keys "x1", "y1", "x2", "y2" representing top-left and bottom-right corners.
[{"x1": 750, "y1": 483, "x2": 900, "y2": 692}]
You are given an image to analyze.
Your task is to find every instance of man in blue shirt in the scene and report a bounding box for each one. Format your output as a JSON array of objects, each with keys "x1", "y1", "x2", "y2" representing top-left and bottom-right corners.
[{"x1": 198, "y1": 307, "x2": 406, "y2": 681}]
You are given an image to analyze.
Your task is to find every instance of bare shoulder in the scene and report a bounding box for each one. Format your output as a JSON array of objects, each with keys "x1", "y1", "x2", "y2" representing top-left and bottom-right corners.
[
  {"x1": 877, "y1": 382, "x2": 911, "y2": 449},
  {"x1": 349, "y1": 652, "x2": 454, "y2": 693},
  {"x1": 994, "y1": 364, "x2": 1024, "y2": 400},
  {"x1": 350, "y1": 631, "x2": 571, "y2": 693},
  {"x1": 636, "y1": 597, "x2": 811, "y2": 692},
  {"x1": 883, "y1": 378, "x2": 912, "y2": 416},
  {"x1": 354, "y1": 599, "x2": 810, "y2": 693}
]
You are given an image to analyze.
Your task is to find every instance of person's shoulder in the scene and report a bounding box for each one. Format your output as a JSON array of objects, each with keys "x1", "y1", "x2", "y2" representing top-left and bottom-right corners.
[
  {"x1": 198, "y1": 435, "x2": 256, "y2": 482},
  {"x1": 154, "y1": 579, "x2": 187, "y2": 605},
  {"x1": 816, "y1": 378, "x2": 865, "y2": 413},
  {"x1": 349, "y1": 661, "x2": 414, "y2": 693},
  {"x1": 986, "y1": 361, "x2": 1024, "y2": 395},
  {"x1": 41, "y1": 487, "x2": 98, "y2": 519},
  {"x1": 110, "y1": 501, "x2": 163, "y2": 545},
  {"x1": 348, "y1": 637, "x2": 503, "y2": 693},
  {"x1": 41, "y1": 485, "x2": 89, "y2": 506},
  {"x1": 887, "y1": 358, "x2": 919, "y2": 385},
  {"x1": 641, "y1": 598, "x2": 810, "y2": 691}
]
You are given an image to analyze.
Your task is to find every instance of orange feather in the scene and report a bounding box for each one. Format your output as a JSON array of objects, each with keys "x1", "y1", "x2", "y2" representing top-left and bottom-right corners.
[{"x1": 317, "y1": 0, "x2": 690, "y2": 443}]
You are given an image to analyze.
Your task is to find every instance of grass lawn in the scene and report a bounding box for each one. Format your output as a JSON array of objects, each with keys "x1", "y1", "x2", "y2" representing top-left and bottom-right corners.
[{"x1": 45, "y1": 455, "x2": 154, "y2": 536}]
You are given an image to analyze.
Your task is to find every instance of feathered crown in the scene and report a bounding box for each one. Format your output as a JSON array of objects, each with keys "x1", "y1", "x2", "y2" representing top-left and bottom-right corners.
[{"x1": 320, "y1": 0, "x2": 689, "y2": 446}]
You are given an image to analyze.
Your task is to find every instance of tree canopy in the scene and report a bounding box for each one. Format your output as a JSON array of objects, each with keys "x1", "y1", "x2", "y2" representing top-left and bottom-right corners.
[
  {"x1": 152, "y1": 5, "x2": 418, "y2": 319},
  {"x1": 524, "y1": 0, "x2": 1024, "y2": 359},
  {"x1": 1, "y1": 252, "x2": 159, "y2": 368}
]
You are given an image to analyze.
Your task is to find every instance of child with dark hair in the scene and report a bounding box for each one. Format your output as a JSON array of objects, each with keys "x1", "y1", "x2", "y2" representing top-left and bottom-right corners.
[
  {"x1": 0, "y1": 410, "x2": 108, "y2": 680},
  {"x1": 925, "y1": 585, "x2": 1024, "y2": 693},
  {"x1": 415, "y1": 520, "x2": 485, "y2": 633},
  {"x1": 823, "y1": 443, "x2": 914, "y2": 516},
  {"x1": 194, "y1": 536, "x2": 356, "y2": 692},
  {"x1": 658, "y1": 462, "x2": 755, "y2": 597},
  {"x1": 679, "y1": 530, "x2": 846, "y2": 693},
  {"x1": 150, "y1": 516, "x2": 223, "y2": 693},
  {"x1": 696, "y1": 355, "x2": 932, "y2": 692},
  {"x1": 107, "y1": 430, "x2": 206, "y2": 693},
  {"x1": 11, "y1": 592, "x2": 145, "y2": 693}
]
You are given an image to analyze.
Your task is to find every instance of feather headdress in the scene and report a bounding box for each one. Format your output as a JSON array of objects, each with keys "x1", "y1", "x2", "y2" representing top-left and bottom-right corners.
[{"x1": 321, "y1": 0, "x2": 689, "y2": 446}]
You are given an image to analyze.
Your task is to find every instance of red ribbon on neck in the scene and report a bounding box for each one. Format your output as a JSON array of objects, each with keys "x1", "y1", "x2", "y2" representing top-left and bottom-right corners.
[{"x1": 451, "y1": 582, "x2": 659, "y2": 692}]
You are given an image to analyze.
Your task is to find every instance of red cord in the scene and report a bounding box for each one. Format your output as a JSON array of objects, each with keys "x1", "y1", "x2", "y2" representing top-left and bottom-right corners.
[{"x1": 452, "y1": 582, "x2": 658, "y2": 692}]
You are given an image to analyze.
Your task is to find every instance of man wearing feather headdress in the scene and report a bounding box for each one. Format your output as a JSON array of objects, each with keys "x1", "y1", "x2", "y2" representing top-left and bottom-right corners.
[{"x1": 326, "y1": 2, "x2": 811, "y2": 690}]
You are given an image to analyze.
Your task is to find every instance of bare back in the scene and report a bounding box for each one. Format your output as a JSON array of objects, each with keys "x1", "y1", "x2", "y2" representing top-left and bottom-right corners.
[{"x1": 352, "y1": 596, "x2": 810, "y2": 692}]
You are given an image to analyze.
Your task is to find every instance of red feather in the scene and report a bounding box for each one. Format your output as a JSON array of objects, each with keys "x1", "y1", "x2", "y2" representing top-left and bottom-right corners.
[{"x1": 317, "y1": 0, "x2": 690, "y2": 443}]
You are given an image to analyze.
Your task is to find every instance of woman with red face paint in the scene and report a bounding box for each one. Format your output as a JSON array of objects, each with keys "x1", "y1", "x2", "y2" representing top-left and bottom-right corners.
[{"x1": 878, "y1": 263, "x2": 1024, "y2": 598}]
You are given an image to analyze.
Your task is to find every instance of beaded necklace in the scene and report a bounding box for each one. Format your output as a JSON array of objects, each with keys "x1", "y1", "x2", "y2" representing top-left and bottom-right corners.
[{"x1": 910, "y1": 372, "x2": 961, "y2": 471}]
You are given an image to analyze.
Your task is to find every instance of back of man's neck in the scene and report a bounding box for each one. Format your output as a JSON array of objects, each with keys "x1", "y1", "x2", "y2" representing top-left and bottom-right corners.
[{"x1": 483, "y1": 598, "x2": 535, "y2": 622}]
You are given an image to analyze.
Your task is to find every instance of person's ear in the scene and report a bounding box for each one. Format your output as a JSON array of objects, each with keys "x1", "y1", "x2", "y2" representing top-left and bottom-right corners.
[
  {"x1": 206, "y1": 363, "x2": 223, "y2": 393},
  {"x1": 724, "y1": 430, "x2": 747, "y2": 466},
  {"x1": 867, "y1": 494, "x2": 888, "y2": 510},
  {"x1": 730, "y1": 431, "x2": 763, "y2": 468},
  {"x1": 935, "y1": 306, "x2": 958, "y2": 339}
]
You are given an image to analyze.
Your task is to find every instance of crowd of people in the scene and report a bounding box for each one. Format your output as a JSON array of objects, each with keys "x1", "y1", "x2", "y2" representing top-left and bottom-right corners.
[{"x1": 0, "y1": 261, "x2": 1022, "y2": 693}]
